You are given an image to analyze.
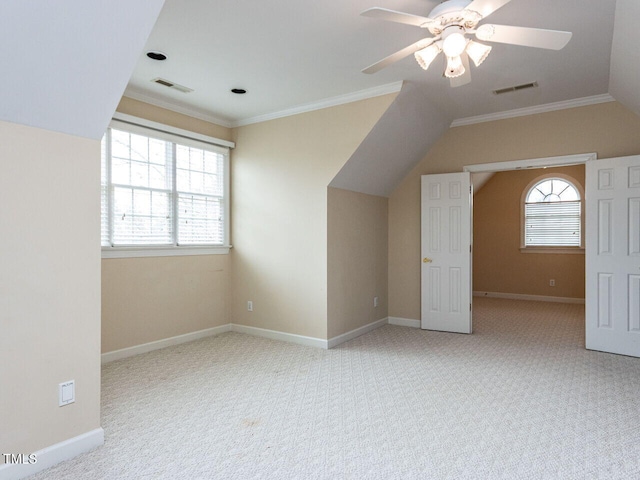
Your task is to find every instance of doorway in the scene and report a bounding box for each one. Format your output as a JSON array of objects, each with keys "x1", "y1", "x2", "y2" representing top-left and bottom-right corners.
[
  {"x1": 464, "y1": 154, "x2": 592, "y2": 339},
  {"x1": 421, "y1": 152, "x2": 640, "y2": 357},
  {"x1": 471, "y1": 165, "x2": 586, "y2": 303}
]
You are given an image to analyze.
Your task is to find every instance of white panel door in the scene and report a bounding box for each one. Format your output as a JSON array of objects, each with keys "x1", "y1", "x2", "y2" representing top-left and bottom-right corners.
[
  {"x1": 586, "y1": 155, "x2": 640, "y2": 357},
  {"x1": 421, "y1": 173, "x2": 472, "y2": 333}
]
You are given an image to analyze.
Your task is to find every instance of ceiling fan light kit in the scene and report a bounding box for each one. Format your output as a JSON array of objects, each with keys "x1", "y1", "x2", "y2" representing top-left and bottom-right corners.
[
  {"x1": 465, "y1": 40, "x2": 492, "y2": 67},
  {"x1": 442, "y1": 27, "x2": 467, "y2": 57},
  {"x1": 445, "y1": 55, "x2": 466, "y2": 78},
  {"x1": 361, "y1": 0, "x2": 572, "y2": 87},
  {"x1": 414, "y1": 43, "x2": 441, "y2": 70}
]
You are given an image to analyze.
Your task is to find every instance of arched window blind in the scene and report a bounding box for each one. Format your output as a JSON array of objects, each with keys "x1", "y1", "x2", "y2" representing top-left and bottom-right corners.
[{"x1": 524, "y1": 178, "x2": 581, "y2": 246}]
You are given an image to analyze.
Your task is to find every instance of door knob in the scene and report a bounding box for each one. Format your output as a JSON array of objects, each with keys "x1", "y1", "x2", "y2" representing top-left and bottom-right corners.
[{"x1": 423, "y1": 257, "x2": 432, "y2": 263}]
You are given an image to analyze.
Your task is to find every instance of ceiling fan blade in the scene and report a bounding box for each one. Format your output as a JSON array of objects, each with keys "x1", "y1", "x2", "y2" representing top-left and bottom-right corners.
[
  {"x1": 360, "y1": 7, "x2": 431, "y2": 28},
  {"x1": 362, "y1": 38, "x2": 436, "y2": 74},
  {"x1": 464, "y1": 0, "x2": 512, "y2": 19},
  {"x1": 477, "y1": 24, "x2": 572, "y2": 50},
  {"x1": 449, "y1": 54, "x2": 471, "y2": 88}
]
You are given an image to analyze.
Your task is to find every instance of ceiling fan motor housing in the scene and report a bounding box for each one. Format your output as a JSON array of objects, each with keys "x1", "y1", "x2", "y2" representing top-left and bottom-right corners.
[
  {"x1": 429, "y1": 0, "x2": 474, "y2": 18},
  {"x1": 426, "y1": 0, "x2": 482, "y2": 35}
]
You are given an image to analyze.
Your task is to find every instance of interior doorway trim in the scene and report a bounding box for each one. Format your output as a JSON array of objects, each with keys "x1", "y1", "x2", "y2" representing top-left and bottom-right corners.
[
  {"x1": 463, "y1": 152, "x2": 596, "y2": 173},
  {"x1": 462, "y1": 151, "x2": 594, "y2": 333}
]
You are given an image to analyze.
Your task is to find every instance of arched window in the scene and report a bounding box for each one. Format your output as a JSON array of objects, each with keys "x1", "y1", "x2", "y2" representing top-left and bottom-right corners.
[{"x1": 523, "y1": 176, "x2": 582, "y2": 248}]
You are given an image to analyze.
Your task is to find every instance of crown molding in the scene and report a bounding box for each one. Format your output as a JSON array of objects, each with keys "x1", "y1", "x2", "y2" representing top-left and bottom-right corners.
[
  {"x1": 123, "y1": 86, "x2": 612, "y2": 131},
  {"x1": 123, "y1": 82, "x2": 402, "y2": 129},
  {"x1": 231, "y1": 81, "x2": 403, "y2": 127},
  {"x1": 122, "y1": 88, "x2": 234, "y2": 128},
  {"x1": 450, "y1": 93, "x2": 615, "y2": 127}
]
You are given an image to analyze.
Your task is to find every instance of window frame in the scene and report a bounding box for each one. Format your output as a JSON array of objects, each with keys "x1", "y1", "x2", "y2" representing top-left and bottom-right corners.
[
  {"x1": 101, "y1": 113, "x2": 234, "y2": 258},
  {"x1": 520, "y1": 173, "x2": 585, "y2": 254}
]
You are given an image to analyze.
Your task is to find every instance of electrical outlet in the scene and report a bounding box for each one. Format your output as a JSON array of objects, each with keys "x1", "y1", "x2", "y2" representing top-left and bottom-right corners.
[
  {"x1": 247, "y1": 300, "x2": 253, "y2": 312},
  {"x1": 549, "y1": 279, "x2": 555, "y2": 287},
  {"x1": 59, "y1": 380, "x2": 75, "y2": 406},
  {"x1": 374, "y1": 296, "x2": 379, "y2": 308}
]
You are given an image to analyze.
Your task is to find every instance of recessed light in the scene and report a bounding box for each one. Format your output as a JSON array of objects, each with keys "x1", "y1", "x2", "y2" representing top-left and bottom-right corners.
[
  {"x1": 147, "y1": 51, "x2": 167, "y2": 61},
  {"x1": 231, "y1": 88, "x2": 247, "y2": 94}
]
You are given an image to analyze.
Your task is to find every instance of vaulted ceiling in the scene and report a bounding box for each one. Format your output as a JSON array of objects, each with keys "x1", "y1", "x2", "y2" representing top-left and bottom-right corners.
[
  {"x1": 3, "y1": 1, "x2": 639, "y2": 146},
  {"x1": 125, "y1": 0, "x2": 625, "y2": 127}
]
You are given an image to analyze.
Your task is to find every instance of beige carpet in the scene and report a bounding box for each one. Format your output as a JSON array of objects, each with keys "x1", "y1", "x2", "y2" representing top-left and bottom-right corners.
[{"x1": 31, "y1": 298, "x2": 640, "y2": 479}]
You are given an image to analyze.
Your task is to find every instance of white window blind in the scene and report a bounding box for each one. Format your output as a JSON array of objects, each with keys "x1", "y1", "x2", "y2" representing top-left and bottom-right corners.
[
  {"x1": 176, "y1": 144, "x2": 225, "y2": 245},
  {"x1": 101, "y1": 119, "x2": 229, "y2": 251},
  {"x1": 524, "y1": 178, "x2": 581, "y2": 247}
]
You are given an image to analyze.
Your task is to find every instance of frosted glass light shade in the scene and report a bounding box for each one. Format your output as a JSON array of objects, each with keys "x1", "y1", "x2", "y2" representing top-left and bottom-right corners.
[
  {"x1": 414, "y1": 44, "x2": 441, "y2": 70},
  {"x1": 466, "y1": 40, "x2": 492, "y2": 67},
  {"x1": 442, "y1": 32, "x2": 467, "y2": 57},
  {"x1": 444, "y1": 56, "x2": 465, "y2": 78}
]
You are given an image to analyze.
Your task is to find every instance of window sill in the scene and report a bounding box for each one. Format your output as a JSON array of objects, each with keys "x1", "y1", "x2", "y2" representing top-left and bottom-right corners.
[
  {"x1": 102, "y1": 245, "x2": 231, "y2": 259},
  {"x1": 519, "y1": 246, "x2": 584, "y2": 255}
]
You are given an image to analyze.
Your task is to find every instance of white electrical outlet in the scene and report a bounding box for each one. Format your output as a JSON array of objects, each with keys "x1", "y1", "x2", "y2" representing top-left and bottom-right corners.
[
  {"x1": 59, "y1": 380, "x2": 75, "y2": 406},
  {"x1": 549, "y1": 279, "x2": 556, "y2": 287},
  {"x1": 374, "y1": 296, "x2": 379, "y2": 308},
  {"x1": 247, "y1": 300, "x2": 253, "y2": 312}
]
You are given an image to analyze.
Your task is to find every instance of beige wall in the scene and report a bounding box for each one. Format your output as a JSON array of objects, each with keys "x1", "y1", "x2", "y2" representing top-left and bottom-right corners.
[
  {"x1": 327, "y1": 187, "x2": 388, "y2": 339},
  {"x1": 473, "y1": 165, "x2": 585, "y2": 299},
  {"x1": 102, "y1": 255, "x2": 229, "y2": 352},
  {"x1": 389, "y1": 101, "x2": 640, "y2": 320},
  {"x1": 116, "y1": 96, "x2": 233, "y2": 142},
  {"x1": 231, "y1": 94, "x2": 396, "y2": 339},
  {"x1": 101, "y1": 98, "x2": 233, "y2": 354},
  {"x1": 0, "y1": 122, "x2": 101, "y2": 457}
]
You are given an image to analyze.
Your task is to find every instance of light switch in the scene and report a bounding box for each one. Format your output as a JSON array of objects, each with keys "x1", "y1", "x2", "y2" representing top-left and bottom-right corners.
[{"x1": 59, "y1": 380, "x2": 75, "y2": 406}]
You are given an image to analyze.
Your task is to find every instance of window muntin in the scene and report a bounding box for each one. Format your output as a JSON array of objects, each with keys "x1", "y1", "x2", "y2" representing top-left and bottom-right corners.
[
  {"x1": 524, "y1": 178, "x2": 581, "y2": 247},
  {"x1": 101, "y1": 122, "x2": 229, "y2": 251}
]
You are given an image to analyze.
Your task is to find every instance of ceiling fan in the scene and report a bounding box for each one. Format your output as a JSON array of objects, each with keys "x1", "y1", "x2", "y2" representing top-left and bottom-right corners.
[{"x1": 361, "y1": 0, "x2": 572, "y2": 87}]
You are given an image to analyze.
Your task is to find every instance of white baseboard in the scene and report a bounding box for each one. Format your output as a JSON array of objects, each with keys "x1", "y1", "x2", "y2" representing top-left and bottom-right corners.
[
  {"x1": 101, "y1": 324, "x2": 232, "y2": 364},
  {"x1": 0, "y1": 428, "x2": 104, "y2": 480},
  {"x1": 231, "y1": 324, "x2": 328, "y2": 349},
  {"x1": 327, "y1": 317, "x2": 389, "y2": 349},
  {"x1": 101, "y1": 317, "x2": 397, "y2": 363},
  {"x1": 473, "y1": 291, "x2": 585, "y2": 304},
  {"x1": 388, "y1": 317, "x2": 421, "y2": 328}
]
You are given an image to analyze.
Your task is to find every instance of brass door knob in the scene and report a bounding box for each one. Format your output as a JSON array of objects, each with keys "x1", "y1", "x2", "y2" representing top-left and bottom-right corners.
[{"x1": 423, "y1": 257, "x2": 433, "y2": 263}]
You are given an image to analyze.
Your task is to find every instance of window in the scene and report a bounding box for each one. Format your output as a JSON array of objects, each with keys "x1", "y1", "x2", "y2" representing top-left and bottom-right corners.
[
  {"x1": 101, "y1": 117, "x2": 231, "y2": 257},
  {"x1": 522, "y1": 175, "x2": 583, "y2": 251}
]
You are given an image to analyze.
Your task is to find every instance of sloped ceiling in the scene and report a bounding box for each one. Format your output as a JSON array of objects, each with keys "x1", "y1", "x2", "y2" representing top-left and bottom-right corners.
[
  {"x1": 6, "y1": 0, "x2": 637, "y2": 194},
  {"x1": 0, "y1": 1, "x2": 165, "y2": 139},
  {"x1": 126, "y1": 0, "x2": 616, "y2": 127},
  {"x1": 329, "y1": 81, "x2": 452, "y2": 197},
  {"x1": 609, "y1": 0, "x2": 640, "y2": 118},
  {"x1": 332, "y1": 0, "x2": 640, "y2": 198}
]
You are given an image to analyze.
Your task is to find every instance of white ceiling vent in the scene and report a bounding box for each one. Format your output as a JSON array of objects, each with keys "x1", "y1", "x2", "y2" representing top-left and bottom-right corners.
[
  {"x1": 493, "y1": 81, "x2": 539, "y2": 95},
  {"x1": 152, "y1": 78, "x2": 193, "y2": 93}
]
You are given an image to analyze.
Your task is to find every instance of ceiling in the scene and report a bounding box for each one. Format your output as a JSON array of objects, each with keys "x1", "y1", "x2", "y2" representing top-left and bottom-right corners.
[
  {"x1": 0, "y1": 0, "x2": 164, "y2": 139},
  {"x1": 125, "y1": 0, "x2": 618, "y2": 127}
]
